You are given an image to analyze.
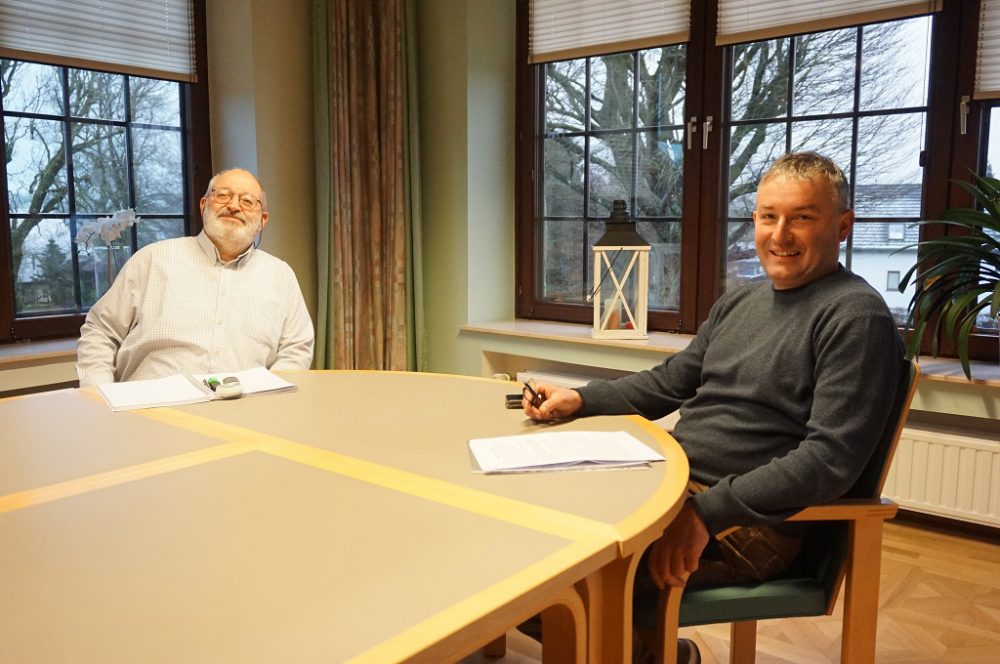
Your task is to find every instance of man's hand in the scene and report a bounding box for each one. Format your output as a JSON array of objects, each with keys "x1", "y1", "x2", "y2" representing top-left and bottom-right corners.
[
  {"x1": 648, "y1": 500, "x2": 711, "y2": 588},
  {"x1": 522, "y1": 383, "x2": 583, "y2": 421}
]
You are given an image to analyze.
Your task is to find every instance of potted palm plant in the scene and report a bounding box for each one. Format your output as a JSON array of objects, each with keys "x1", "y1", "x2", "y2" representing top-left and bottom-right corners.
[{"x1": 898, "y1": 174, "x2": 1000, "y2": 379}]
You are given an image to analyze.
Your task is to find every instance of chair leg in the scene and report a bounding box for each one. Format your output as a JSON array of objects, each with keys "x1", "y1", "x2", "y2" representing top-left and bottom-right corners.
[
  {"x1": 729, "y1": 620, "x2": 757, "y2": 664},
  {"x1": 483, "y1": 634, "x2": 506, "y2": 658},
  {"x1": 841, "y1": 519, "x2": 885, "y2": 663}
]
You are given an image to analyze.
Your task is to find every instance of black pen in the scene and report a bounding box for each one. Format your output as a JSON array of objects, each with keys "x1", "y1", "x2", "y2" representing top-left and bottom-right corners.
[{"x1": 523, "y1": 380, "x2": 543, "y2": 408}]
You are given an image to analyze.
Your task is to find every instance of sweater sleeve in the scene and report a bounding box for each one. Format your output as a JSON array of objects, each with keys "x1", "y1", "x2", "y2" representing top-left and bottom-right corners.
[
  {"x1": 690, "y1": 300, "x2": 905, "y2": 535},
  {"x1": 575, "y1": 308, "x2": 715, "y2": 420}
]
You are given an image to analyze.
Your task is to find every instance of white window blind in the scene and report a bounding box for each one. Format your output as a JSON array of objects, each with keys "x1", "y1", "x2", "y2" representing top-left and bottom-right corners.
[
  {"x1": 0, "y1": 0, "x2": 196, "y2": 82},
  {"x1": 977, "y1": 0, "x2": 1000, "y2": 99},
  {"x1": 717, "y1": 0, "x2": 941, "y2": 45},
  {"x1": 529, "y1": 0, "x2": 690, "y2": 64}
]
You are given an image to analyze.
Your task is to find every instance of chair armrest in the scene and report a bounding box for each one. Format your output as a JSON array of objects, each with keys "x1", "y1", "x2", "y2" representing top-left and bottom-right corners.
[
  {"x1": 711, "y1": 498, "x2": 898, "y2": 540},
  {"x1": 786, "y1": 497, "x2": 898, "y2": 523}
]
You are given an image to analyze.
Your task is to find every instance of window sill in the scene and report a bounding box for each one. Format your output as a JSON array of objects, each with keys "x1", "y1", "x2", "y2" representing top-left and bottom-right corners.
[
  {"x1": 460, "y1": 319, "x2": 1000, "y2": 389},
  {"x1": 0, "y1": 338, "x2": 78, "y2": 397},
  {"x1": 0, "y1": 338, "x2": 77, "y2": 370},
  {"x1": 461, "y1": 319, "x2": 694, "y2": 356}
]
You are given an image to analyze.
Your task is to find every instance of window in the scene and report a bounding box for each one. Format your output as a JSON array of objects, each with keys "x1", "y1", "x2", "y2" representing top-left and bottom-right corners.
[
  {"x1": 886, "y1": 270, "x2": 901, "y2": 291},
  {"x1": 970, "y1": 105, "x2": 1000, "y2": 332},
  {"x1": 538, "y1": 46, "x2": 688, "y2": 312},
  {"x1": 0, "y1": 2, "x2": 210, "y2": 344},
  {"x1": 723, "y1": 17, "x2": 931, "y2": 326},
  {"x1": 516, "y1": 0, "x2": 998, "y2": 362},
  {"x1": 3, "y1": 61, "x2": 186, "y2": 311}
]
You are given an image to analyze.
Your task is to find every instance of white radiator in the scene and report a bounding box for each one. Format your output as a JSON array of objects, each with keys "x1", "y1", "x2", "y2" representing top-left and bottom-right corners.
[{"x1": 883, "y1": 426, "x2": 1000, "y2": 528}]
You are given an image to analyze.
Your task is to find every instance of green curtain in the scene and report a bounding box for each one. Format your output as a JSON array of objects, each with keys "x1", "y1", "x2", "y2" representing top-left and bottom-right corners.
[{"x1": 313, "y1": 0, "x2": 424, "y2": 371}]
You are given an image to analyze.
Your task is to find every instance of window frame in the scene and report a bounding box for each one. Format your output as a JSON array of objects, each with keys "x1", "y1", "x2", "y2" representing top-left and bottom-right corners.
[
  {"x1": 0, "y1": 0, "x2": 210, "y2": 345},
  {"x1": 515, "y1": 0, "x2": 998, "y2": 363},
  {"x1": 515, "y1": 0, "x2": 713, "y2": 333}
]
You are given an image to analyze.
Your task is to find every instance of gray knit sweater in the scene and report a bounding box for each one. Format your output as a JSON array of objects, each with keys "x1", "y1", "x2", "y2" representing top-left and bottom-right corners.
[{"x1": 576, "y1": 267, "x2": 905, "y2": 536}]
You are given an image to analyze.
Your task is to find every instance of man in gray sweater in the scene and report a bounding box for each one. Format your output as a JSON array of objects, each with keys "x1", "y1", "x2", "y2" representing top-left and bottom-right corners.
[{"x1": 523, "y1": 152, "x2": 905, "y2": 663}]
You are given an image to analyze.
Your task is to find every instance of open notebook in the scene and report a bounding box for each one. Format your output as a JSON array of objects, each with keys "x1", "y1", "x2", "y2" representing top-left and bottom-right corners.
[{"x1": 96, "y1": 366, "x2": 296, "y2": 412}]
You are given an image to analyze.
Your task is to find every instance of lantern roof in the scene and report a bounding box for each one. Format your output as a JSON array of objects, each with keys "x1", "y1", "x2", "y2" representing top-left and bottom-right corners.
[{"x1": 594, "y1": 199, "x2": 650, "y2": 248}]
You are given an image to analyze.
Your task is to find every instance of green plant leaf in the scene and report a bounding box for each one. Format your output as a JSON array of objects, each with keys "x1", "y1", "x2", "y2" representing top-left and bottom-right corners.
[
  {"x1": 900, "y1": 172, "x2": 1000, "y2": 377},
  {"x1": 956, "y1": 313, "x2": 979, "y2": 380}
]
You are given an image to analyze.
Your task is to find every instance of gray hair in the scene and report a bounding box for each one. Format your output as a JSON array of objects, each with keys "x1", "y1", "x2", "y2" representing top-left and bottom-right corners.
[{"x1": 760, "y1": 152, "x2": 851, "y2": 212}]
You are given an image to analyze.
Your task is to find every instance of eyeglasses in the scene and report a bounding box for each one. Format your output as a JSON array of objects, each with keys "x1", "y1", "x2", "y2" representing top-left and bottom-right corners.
[{"x1": 209, "y1": 187, "x2": 262, "y2": 212}]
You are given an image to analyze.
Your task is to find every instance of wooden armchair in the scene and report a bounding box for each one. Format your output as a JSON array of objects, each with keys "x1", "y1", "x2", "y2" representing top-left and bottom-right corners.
[{"x1": 653, "y1": 360, "x2": 919, "y2": 664}]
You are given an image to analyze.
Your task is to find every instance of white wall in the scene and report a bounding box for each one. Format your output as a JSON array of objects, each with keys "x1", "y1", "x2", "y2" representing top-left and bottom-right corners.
[
  {"x1": 206, "y1": 0, "x2": 317, "y2": 325},
  {"x1": 416, "y1": 0, "x2": 516, "y2": 376}
]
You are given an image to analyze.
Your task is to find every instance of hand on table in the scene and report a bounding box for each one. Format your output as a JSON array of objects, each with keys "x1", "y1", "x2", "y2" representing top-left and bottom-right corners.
[
  {"x1": 648, "y1": 500, "x2": 710, "y2": 588},
  {"x1": 522, "y1": 383, "x2": 583, "y2": 421}
]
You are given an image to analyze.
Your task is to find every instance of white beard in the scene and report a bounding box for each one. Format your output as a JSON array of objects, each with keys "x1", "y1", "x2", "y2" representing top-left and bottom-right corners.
[{"x1": 203, "y1": 206, "x2": 262, "y2": 258}]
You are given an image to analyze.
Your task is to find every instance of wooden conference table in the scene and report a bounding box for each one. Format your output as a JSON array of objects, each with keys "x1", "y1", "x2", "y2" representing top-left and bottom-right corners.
[{"x1": 0, "y1": 371, "x2": 688, "y2": 663}]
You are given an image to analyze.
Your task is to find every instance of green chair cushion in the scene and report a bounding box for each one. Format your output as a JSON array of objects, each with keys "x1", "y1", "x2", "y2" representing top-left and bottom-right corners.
[
  {"x1": 677, "y1": 578, "x2": 829, "y2": 626},
  {"x1": 632, "y1": 576, "x2": 830, "y2": 630}
]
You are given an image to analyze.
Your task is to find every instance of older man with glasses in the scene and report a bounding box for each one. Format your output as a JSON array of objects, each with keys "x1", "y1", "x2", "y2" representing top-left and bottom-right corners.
[{"x1": 76, "y1": 168, "x2": 313, "y2": 386}]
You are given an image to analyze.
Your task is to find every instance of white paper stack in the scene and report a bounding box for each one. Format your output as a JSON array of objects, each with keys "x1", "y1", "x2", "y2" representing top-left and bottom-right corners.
[{"x1": 469, "y1": 430, "x2": 665, "y2": 474}]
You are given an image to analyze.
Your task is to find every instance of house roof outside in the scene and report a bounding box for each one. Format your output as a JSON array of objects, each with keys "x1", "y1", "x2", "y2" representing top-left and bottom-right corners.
[{"x1": 852, "y1": 183, "x2": 922, "y2": 251}]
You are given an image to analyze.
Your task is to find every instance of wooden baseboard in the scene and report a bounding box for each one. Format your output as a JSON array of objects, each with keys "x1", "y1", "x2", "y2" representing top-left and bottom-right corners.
[{"x1": 895, "y1": 508, "x2": 1000, "y2": 543}]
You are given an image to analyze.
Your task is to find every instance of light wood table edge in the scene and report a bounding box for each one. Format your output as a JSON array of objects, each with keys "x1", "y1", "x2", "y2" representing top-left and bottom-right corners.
[{"x1": 351, "y1": 539, "x2": 614, "y2": 664}]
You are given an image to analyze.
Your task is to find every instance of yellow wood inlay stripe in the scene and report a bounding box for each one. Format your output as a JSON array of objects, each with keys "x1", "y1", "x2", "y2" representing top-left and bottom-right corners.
[
  {"x1": 347, "y1": 539, "x2": 611, "y2": 664},
  {"x1": 258, "y1": 437, "x2": 622, "y2": 544},
  {"x1": 134, "y1": 404, "x2": 622, "y2": 543},
  {"x1": 136, "y1": 407, "x2": 265, "y2": 444},
  {"x1": 0, "y1": 442, "x2": 251, "y2": 514}
]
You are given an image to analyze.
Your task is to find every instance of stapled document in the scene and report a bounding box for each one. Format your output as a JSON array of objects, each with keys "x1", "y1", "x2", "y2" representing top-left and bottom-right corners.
[{"x1": 468, "y1": 430, "x2": 665, "y2": 474}]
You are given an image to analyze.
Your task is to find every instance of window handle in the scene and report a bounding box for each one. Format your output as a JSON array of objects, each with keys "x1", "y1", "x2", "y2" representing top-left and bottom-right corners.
[
  {"x1": 702, "y1": 116, "x2": 713, "y2": 149},
  {"x1": 686, "y1": 116, "x2": 697, "y2": 150},
  {"x1": 960, "y1": 95, "x2": 970, "y2": 135}
]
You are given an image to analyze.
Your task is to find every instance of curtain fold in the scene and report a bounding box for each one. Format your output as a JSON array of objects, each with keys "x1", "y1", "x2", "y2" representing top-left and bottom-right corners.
[{"x1": 314, "y1": 0, "x2": 421, "y2": 370}]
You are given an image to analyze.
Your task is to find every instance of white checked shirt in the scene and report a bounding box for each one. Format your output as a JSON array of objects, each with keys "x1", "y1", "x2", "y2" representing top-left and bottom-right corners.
[{"x1": 76, "y1": 232, "x2": 314, "y2": 386}]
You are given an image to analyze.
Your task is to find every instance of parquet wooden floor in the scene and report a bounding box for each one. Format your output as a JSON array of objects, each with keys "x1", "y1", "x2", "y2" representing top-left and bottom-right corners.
[{"x1": 461, "y1": 521, "x2": 1000, "y2": 663}]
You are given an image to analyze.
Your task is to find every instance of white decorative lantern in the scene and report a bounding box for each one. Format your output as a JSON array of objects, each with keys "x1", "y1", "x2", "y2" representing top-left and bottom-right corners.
[{"x1": 591, "y1": 200, "x2": 650, "y2": 339}]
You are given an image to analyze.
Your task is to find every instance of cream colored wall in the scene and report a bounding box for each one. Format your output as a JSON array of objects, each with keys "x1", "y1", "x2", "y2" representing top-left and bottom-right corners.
[
  {"x1": 417, "y1": 0, "x2": 516, "y2": 376},
  {"x1": 206, "y1": 0, "x2": 318, "y2": 326}
]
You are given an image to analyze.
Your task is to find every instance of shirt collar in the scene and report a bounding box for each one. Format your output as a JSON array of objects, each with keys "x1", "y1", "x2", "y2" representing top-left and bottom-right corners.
[{"x1": 196, "y1": 230, "x2": 255, "y2": 266}]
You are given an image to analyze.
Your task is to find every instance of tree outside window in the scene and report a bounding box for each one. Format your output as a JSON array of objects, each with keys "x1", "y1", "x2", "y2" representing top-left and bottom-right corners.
[
  {"x1": 723, "y1": 17, "x2": 930, "y2": 327},
  {"x1": 539, "y1": 46, "x2": 686, "y2": 312},
  {"x1": 524, "y1": 14, "x2": 932, "y2": 331},
  {"x1": 2, "y1": 59, "x2": 189, "y2": 325}
]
